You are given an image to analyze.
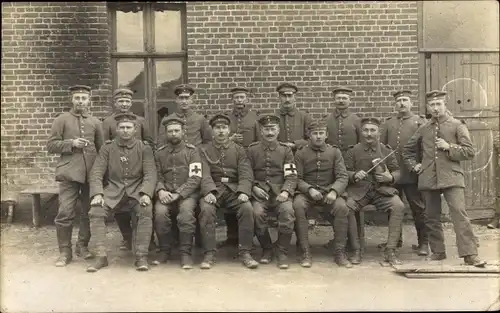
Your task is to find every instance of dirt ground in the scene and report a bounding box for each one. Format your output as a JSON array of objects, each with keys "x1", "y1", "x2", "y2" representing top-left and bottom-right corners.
[{"x1": 1, "y1": 222, "x2": 499, "y2": 312}]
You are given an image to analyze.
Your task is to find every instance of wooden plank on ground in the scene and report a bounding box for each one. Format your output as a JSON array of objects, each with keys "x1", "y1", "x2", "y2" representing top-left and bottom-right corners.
[
  {"x1": 393, "y1": 263, "x2": 500, "y2": 274},
  {"x1": 405, "y1": 273, "x2": 500, "y2": 279}
]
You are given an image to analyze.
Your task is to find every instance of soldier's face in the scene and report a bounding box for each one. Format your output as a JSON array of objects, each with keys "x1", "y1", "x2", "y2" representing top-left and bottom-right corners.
[
  {"x1": 213, "y1": 124, "x2": 230, "y2": 142},
  {"x1": 166, "y1": 123, "x2": 184, "y2": 145},
  {"x1": 71, "y1": 92, "x2": 90, "y2": 113},
  {"x1": 176, "y1": 93, "x2": 193, "y2": 110},
  {"x1": 334, "y1": 93, "x2": 351, "y2": 109},
  {"x1": 116, "y1": 121, "x2": 137, "y2": 140},
  {"x1": 310, "y1": 129, "x2": 328, "y2": 146},
  {"x1": 279, "y1": 92, "x2": 296, "y2": 109},
  {"x1": 361, "y1": 123, "x2": 380, "y2": 144},
  {"x1": 395, "y1": 96, "x2": 412, "y2": 114},
  {"x1": 232, "y1": 92, "x2": 248, "y2": 110},
  {"x1": 427, "y1": 99, "x2": 447, "y2": 118},
  {"x1": 260, "y1": 125, "x2": 279, "y2": 142},
  {"x1": 114, "y1": 97, "x2": 132, "y2": 113}
]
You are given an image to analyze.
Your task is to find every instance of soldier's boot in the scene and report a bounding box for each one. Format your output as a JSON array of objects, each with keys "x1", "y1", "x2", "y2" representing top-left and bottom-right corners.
[
  {"x1": 299, "y1": 245, "x2": 312, "y2": 268},
  {"x1": 334, "y1": 250, "x2": 353, "y2": 268},
  {"x1": 86, "y1": 256, "x2": 109, "y2": 273},
  {"x1": 135, "y1": 257, "x2": 149, "y2": 271},
  {"x1": 378, "y1": 238, "x2": 403, "y2": 250},
  {"x1": 416, "y1": 229, "x2": 429, "y2": 256},
  {"x1": 350, "y1": 249, "x2": 362, "y2": 265},
  {"x1": 116, "y1": 213, "x2": 133, "y2": 251},
  {"x1": 200, "y1": 252, "x2": 216, "y2": 270},
  {"x1": 257, "y1": 230, "x2": 274, "y2": 264},
  {"x1": 348, "y1": 226, "x2": 362, "y2": 265},
  {"x1": 239, "y1": 252, "x2": 259, "y2": 269},
  {"x1": 487, "y1": 213, "x2": 500, "y2": 229},
  {"x1": 119, "y1": 239, "x2": 132, "y2": 251},
  {"x1": 55, "y1": 226, "x2": 73, "y2": 267},
  {"x1": 148, "y1": 233, "x2": 157, "y2": 252},
  {"x1": 428, "y1": 252, "x2": 447, "y2": 261},
  {"x1": 276, "y1": 233, "x2": 292, "y2": 270},
  {"x1": 179, "y1": 232, "x2": 194, "y2": 270},
  {"x1": 75, "y1": 243, "x2": 95, "y2": 260},
  {"x1": 152, "y1": 250, "x2": 170, "y2": 265},
  {"x1": 384, "y1": 248, "x2": 403, "y2": 266},
  {"x1": 464, "y1": 255, "x2": 487, "y2": 267}
]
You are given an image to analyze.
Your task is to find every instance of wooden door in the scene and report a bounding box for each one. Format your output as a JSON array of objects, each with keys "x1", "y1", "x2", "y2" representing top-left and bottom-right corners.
[{"x1": 427, "y1": 52, "x2": 499, "y2": 219}]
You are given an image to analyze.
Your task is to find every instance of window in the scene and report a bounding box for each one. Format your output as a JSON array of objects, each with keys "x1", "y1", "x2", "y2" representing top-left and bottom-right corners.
[{"x1": 109, "y1": 2, "x2": 187, "y2": 138}]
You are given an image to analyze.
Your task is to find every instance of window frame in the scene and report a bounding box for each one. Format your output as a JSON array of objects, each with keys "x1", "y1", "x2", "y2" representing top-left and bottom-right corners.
[{"x1": 108, "y1": 2, "x2": 188, "y2": 139}]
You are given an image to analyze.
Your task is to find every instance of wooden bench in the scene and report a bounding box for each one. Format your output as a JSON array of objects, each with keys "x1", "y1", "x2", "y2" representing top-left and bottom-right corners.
[{"x1": 19, "y1": 185, "x2": 59, "y2": 228}]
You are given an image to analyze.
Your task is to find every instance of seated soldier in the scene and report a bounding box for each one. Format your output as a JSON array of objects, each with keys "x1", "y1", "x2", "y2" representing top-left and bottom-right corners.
[
  {"x1": 293, "y1": 119, "x2": 351, "y2": 268},
  {"x1": 247, "y1": 114, "x2": 297, "y2": 269},
  {"x1": 87, "y1": 113, "x2": 157, "y2": 272},
  {"x1": 152, "y1": 116, "x2": 202, "y2": 269},
  {"x1": 344, "y1": 117, "x2": 405, "y2": 266}
]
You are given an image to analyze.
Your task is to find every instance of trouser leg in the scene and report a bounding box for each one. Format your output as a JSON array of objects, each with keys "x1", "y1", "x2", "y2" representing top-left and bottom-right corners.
[
  {"x1": 253, "y1": 200, "x2": 273, "y2": 250},
  {"x1": 177, "y1": 198, "x2": 197, "y2": 256},
  {"x1": 328, "y1": 198, "x2": 349, "y2": 252},
  {"x1": 199, "y1": 200, "x2": 217, "y2": 254},
  {"x1": 77, "y1": 183, "x2": 91, "y2": 247},
  {"x1": 131, "y1": 199, "x2": 153, "y2": 258},
  {"x1": 54, "y1": 181, "x2": 80, "y2": 254},
  {"x1": 403, "y1": 184, "x2": 428, "y2": 246},
  {"x1": 153, "y1": 202, "x2": 174, "y2": 253},
  {"x1": 89, "y1": 204, "x2": 112, "y2": 257},
  {"x1": 422, "y1": 190, "x2": 446, "y2": 254},
  {"x1": 372, "y1": 194, "x2": 405, "y2": 250}
]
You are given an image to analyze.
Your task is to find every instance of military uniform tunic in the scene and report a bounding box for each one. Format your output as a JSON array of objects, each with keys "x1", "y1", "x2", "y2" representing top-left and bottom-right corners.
[
  {"x1": 227, "y1": 108, "x2": 260, "y2": 148},
  {"x1": 158, "y1": 109, "x2": 212, "y2": 146},
  {"x1": 325, "y1": 109, "x2": 361, "y2": 154},
  {"x1": 102, "y1": 112, "x2": 153, "y2": 146},
  {"x1": 277, "y1": 107, "x2": 312, "y2": 150}
]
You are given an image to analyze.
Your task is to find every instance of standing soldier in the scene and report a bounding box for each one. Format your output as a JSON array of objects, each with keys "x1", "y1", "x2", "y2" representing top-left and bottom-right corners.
[
  {"x1": 293, "y1": 120, "x2": 350, "y2": 268},
  {"x1": 102, "y1": 87, "x2": 154, "y2": 252},
  {"x1": 221, "y1": 86, "x2": 260, "y2": 249},
  {"x1": 247, "y1": 114, "x2": 297, "y2": 269},
  {"x1": 87, "y1": 113, "x2": 156, "y2": 272},
  {"x1": 380, "y1": 90, "x2": 428, "y2": 255},
  {"x1": 198, "y1": 114, "x2": 259, "y2": 269},
  {"x1": 47, "y1": 85, "x2": 104, "y2": 267},
  {"x1": 323, "y1": 86, "x2": 362, "y2": 261},
  {"x1": 152, "y1": 116, "x2": 202, "y2": 269},
  {"x1": 276, "y1": 83, "x2": 312, "y2": 152},
  {"x1": 403, "y1": 90, "x2": 486, "y2": 267},
  {"x1": 344, "y1": 117, "x2": 405, "y2": 266}
]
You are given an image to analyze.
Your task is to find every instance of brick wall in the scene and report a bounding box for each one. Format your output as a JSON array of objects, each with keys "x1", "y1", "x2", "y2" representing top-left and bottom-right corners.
[
  {"x1": 1, "y1": 1, "x2": 111, "y2": 191},
  {"x1": 186, "y1": 1, "x2": 419, "y2": 119}
]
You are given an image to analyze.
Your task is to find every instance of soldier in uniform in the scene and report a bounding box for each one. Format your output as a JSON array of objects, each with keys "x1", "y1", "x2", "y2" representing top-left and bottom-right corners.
[
  {"x1": 152, "y1": 115, "x2": 202, "y2": 269},
  {"x1": 487, "y1": 131, "x2": 500, "y2": 229},
  {"x1": 47, "y1": 85, "x2": 104, "y2": 267},
  {"x1": 247, "y1": 114, "x2": 297, "y2": 269},
  {"x1": 87, "y1": 113, "x2": 157, "y2": 272},
  {"x1": 198, "y1": 114, "x2": 259, "y2": 269},
  {"x1": 276, "y1": 83, "x2": 312, "y2": 152},
  {"x1": 344, "y1": 117, "x2": 405, "y2": 265},
  {"x1": 380, "y1": 90, "x2": 428, "y2": 255},
  {"x1": 220, "y1": 86, "x2": 260, "y2": 249},
  {"x1": 323, "y1": 86, "x2": 362, "y2": 259},
  {"x1": 403, "y1": 90, "x2": 486, "y2": 267},
  {"x1": 101, "y1": 87, "x2": 154, "y2": 252},
  {"x1": 294, "y1": 119, "x2": 351, "y2": 268}
]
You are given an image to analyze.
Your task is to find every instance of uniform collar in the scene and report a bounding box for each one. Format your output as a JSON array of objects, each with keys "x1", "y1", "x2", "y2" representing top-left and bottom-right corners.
[
  {"x1": 69, "y1": 109, "x2": 89, "y2": 118},
  {"x1": 262, "y1": 140, "x2": 278, "y2": 151},
  {"x1": 279, "y1": 106, "x2": 296, "y2": 116},
  {"x1": 167, "y1": 141, "x2": 185, "y2": 153},
  {"x1": 310, "y1": 143, "x2": 326, "y2": 152},
  {"x1": 175, "y1": 109, "x2": 193, "y2": 118},
  {"x1": 214, "y1": 140, "x2": 231, "y2": 150},
  {"x1": 116, "y1": 138, "x2": 137, "y2": 148},
  {"x1": 361, "y1": 141, "x2": 378, "y2": 152},
  {"x1": 335, "y1": 108, "x2": 349, "y2": 118},
  {"x1": 397, "y1": 112, "x2": 413, "y2": 120},
  {"x1": 232, "y1": 107, "x2": 249, "y2": 118}
]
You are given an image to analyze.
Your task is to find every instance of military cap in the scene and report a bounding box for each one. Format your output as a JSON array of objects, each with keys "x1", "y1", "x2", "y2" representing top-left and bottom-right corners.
[
  {"x1": 113, "y1": 88, "x2": 134, "y2": 99},
  {"x1": 360, "y1": 117, "x2": 381, "y2": 127},
  {"x1": 258, "y1": 114, "x2": 280, "y2": 127},
  {"x1": 426, "y1": 90, "x2": 447, "y2": 100},
  {"x1": 308, "y1": 119, "x2": 328, "y2": 131},
  {"x1": 174, "y1": 84, "x2": 195, "y2": 96},
  {"x1": 332, "y1": 87, "x2": 353, "y2": 95},
  {"x1": 162, "y1": 115, "x2": 185, "y2": 127},
  {"x1": 68, "y1": 85, "x2": 91, "y2": 94},
  {"x1": 392, "y1": 90, "x2": 412, "y2": 99},
  {"x1": 209, "y1": 114, "x2": 231, "y2": 127},
  {"x1": 230, "y1": 86, "x2": 250, "y2": 94},
  {"x1": 114, "y1": 112, "x2": 137, "y2": 123},
  {"x1": 276, "y1": 82, "x2": 298, "y2": 94}
]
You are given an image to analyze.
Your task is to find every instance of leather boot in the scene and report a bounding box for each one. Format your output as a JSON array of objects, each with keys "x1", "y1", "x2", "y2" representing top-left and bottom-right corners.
[
  {"x1": 75, "y1": 243, "x2": 95, "y2": 260},
  {"x1": 257, "y1": 230, "x2": 274, "y2": 264},
  {"x1": 464, "y1": 255, "x2": 486, "y2": 267},
  {"x1": 152, "y1": 250, "x2": 170, "y2": 265},
  {"x1": 334, "y1": 250, "x2": 353, "y2": 268},
  {"x1": 200, "y1": 252, "x2": 216, "y2": 270},
  {"x1": 86, "y1": 256, "x2": 109, "y2": 273},
  {"x1": 350, "y1": 249, "x2": 362, "y2": 265},
  {"x1": 135, "y1": 257, "x2": 149, "y2": 271},
  {"x1": 240, "y1": 252, "x2": 259, "y2": 269},
  {"x1": 487, "y1": 214, "x2": 500, "y2": 229},
  {"x1": 429, "y1": 252, "x2": 447, "y2": 261},
  {"x1": 299, "y1": 245, "x2": 312, "y2": 268},
  {"x1": 276, "y1": 232, "x2": 292, "y2": 270},
  {"x1": 55, "y1": 226, "x2": 73, "y2": 267},
  {"x1": 119, "y1": 239, "x2": 132, "y2": 251},
  {"x1": 384, "y1": 248, "x2": 402, "y2": 265}
]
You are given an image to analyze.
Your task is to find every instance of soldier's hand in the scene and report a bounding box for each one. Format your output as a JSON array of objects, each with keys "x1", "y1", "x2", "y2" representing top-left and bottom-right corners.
[
  {"x1": 72, "y1": 138, "x2": 89, "y2": 148},
  {"x1": 435, "y1": 138, "x2": 450, "y2": 151},
  {"x1": 308, "y1": 188, "x2": 323, "y2": 201},
  {"x1": 375, "y1": 169, "x2": 393, "y2": 183},
  {"x1": 276, "y1": 191, "x2": 289, "y2": 203},
  {"x1": 237, "y1": 193, "x2": 249, "y2": 203},
  {"x1": 354, "y1": 170, "x2": 368, "y2": 182},
  {"x1": 170, "y1": 193, "x2": 180, "y2": 203},
  {"x1": 158, "y1": 190, "x2": 173, "y2": 204},
  {"x1": 252, "y1": 186, "x2": 269, "y2": 200},
  {"x1": 91, "y1": 194, "x2": 104, "y2": 206},
  {"x1": 324, "y1": 190, "x2": 337, "y2": 204},
  {"x1": 413, "y1": 163, "x2": 423, "y2": 174},
  {"x1": 139, "y1": 194, "x2": 151, "y2": 207},
  {"x1": 204, "y1": 193, "x2": 217, "y2": 205}
]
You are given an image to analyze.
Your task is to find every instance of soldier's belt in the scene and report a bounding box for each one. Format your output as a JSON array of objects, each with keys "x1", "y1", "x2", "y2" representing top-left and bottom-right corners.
[{"x1": 213, "y1": 177, "x2": 238, "y2": 183}]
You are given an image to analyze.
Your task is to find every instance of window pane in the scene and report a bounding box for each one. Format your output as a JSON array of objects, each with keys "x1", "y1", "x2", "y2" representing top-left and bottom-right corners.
[
  {"x1": 154, "y1": 10, "x2": 182, "y2": 53},
  {"x1": 116, "y1": 9, "x2": 144, "y2": 52},
  {"x1": 155, "y1": 60, "x2": 184, "y2": 99},
  {"x1": 117, "y1": 60, "x2": 145, "y2": 100}
]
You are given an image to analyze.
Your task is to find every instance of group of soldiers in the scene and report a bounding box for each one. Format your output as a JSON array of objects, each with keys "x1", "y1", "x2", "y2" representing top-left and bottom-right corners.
[{"x1": 47, "y1": 81, "x2": 488, "y2": 273}]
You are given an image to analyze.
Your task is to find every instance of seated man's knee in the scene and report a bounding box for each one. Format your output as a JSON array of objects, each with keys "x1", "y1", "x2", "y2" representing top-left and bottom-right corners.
[
  {"x1": 199, "y1": 201, "x2": 216, "y2": 222},
  {"x1": 390, "y1": 196, "x2": 405, "y2": 213},
  {"x1": 154, "y1": 202, "x2": 170, "y2": 220},
  {"x1": 332, "y1": 198, "x2": 349, "y2": 217},
  {"x1": 252, "y1": 201, "x2": 266, "y2": 219},
  {"x1": 293, "y1": 194, "x2": 308, "y2": 216},
  {"x1": 238, "y1": 201, "x2": 254, "y2": 217},
  {"x1": 135, "y1": 202, "x2": 153, "y2": 219}
]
